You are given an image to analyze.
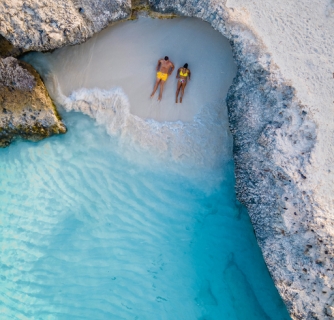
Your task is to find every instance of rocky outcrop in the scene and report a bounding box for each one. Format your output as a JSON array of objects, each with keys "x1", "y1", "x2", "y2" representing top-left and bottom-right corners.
[
  {"x1": 147, "y1": 1, "x2": 331, "y2": 319},
  {"x1": 226, "y1": 47, "x2": 326, "y2": 320},
  {"x1": 0, "y1": 0, "x2": 131, "y2": 51},
  {"x1": 0, "y1": 57, "x2": 66, "y2": 147}
]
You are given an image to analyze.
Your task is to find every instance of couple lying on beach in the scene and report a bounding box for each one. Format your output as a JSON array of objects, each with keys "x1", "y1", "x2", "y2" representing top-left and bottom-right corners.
[{"x1": 150, "y1": 56, "x2": 191, "y2": 103}]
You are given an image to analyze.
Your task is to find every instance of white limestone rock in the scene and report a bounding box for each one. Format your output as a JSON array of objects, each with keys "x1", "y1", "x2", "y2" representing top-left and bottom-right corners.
[{"x1": 0, "y1": 0, "x2": 131, "y2": 51}]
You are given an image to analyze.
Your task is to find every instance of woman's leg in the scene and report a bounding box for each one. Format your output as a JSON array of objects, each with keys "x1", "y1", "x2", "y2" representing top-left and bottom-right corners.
[
  {"x1": 180, "y1": 82, "x2": 187, "y2": 103},
  {"x1": 175, "y1": 81, "x2": 182, "y2": 103}
]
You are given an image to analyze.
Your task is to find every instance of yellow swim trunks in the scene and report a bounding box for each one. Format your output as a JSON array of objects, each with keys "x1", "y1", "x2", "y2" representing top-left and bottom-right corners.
[{"x1": 157, "y1": 72, "x2": 168, "y2": 81}]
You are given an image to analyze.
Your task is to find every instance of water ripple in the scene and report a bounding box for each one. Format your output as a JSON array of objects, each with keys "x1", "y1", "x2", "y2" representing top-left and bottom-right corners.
[{"x1": 0, "y1": 113, "x2": 290, "y2": 319}]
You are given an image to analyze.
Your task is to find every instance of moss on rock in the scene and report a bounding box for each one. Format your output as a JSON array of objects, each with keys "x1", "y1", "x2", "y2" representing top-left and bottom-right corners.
[{"x1": 130, "y1": 0, "x2": 177, "y2": 20}]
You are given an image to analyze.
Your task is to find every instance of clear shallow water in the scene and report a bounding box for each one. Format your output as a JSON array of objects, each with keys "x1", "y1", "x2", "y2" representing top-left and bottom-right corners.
[{"x1": 0, "y1": 113, "x2": 290, "y2": 319}]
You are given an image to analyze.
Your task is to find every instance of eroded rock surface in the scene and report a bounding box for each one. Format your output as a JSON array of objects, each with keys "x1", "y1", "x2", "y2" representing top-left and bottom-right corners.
[
  {"x1": 0, "y1": 57, "x2": 66, "y2": 147},
  {"x1": 0, "y1": 0, "x2": 131, "y2": 51}
]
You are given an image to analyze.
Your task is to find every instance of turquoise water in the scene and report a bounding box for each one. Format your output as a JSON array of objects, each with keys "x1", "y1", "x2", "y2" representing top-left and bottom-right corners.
[{"x1": 0, "y1": 112, "x2": 290, "y2": 319}]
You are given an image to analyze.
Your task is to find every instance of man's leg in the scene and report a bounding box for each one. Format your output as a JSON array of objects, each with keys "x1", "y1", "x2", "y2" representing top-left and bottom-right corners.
[
  {"x1": 158, "y1": 80, "x2": 166, "y2": 101},
  {"x1": 151, "y1": 79, "x2": 161, "y2": 97}
]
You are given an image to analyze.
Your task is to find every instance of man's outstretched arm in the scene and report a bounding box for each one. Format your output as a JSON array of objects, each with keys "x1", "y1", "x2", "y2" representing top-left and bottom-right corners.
[
  {"x1": 176, "y1": 68, "x2": 181, "y2": 79},
  {"x1": 156, "y1": 59, "x2": 162, "y2": 71}
]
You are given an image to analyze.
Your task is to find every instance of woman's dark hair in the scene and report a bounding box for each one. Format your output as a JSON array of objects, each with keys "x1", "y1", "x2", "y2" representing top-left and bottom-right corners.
[
  {"x1": 183, "y1": 63, "x2": 188, "y2": 68},
  {"x1": 164, "y1": 56, "x2": 169, "y2": 61}
]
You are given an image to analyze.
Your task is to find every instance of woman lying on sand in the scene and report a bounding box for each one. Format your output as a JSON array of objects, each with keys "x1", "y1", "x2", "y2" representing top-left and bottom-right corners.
[{"x1": 176, "y1": 63, "x2": 191, "y2": 103}]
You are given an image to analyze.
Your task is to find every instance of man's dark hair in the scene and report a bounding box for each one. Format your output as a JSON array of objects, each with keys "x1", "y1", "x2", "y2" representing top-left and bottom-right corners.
[
  {"x1": 164, "y1": 56, "x2": 169, "y2": 61},
  {"x1": 184, "y1": 63, "x2": 188, "y2": 68}
]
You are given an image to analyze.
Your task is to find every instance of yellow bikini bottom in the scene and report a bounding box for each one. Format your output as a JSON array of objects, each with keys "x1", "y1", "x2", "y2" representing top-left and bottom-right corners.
[{"x1": 157, "y1": 72, "x2": 168, "y2": 81}]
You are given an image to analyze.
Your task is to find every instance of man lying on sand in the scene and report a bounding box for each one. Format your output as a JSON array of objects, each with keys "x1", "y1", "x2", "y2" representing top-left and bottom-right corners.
[{"x1": 150, "y1": 56, "x2": 175, "y2": 101}]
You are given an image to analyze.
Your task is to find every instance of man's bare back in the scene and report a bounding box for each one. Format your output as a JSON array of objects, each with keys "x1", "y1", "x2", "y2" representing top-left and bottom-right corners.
[{"x1": 150, "y1": 56, "x2": 175, "y2": 101}]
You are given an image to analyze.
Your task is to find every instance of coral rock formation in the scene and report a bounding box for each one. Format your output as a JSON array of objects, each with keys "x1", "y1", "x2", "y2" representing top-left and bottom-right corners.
[
  {"x1": 0, "y1": 57, "x2": 66, "y2": 147},
  {"x1": 0, "y1": 0, "x2": 131, "y2": 51}
]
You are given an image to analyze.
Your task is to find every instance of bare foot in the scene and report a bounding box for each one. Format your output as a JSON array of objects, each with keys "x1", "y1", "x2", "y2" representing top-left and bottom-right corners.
[
  {"x1": 175, "y1": 98, "x2": 178, "y2": 103},
  {"x1": 158, "y1": 96, "x2": 162, "y2": 101},
  {"x1": 180, "y1": 97, "x2": 183, "y2": 103},
  {"x1": 150, "y1": 93, "x2": 154, "y2": 98}
]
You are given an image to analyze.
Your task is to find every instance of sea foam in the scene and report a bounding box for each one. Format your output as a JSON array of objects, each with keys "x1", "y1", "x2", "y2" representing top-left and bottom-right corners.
[{"x1": 52, "y1": 83, "x2": 231, "y2": 169}]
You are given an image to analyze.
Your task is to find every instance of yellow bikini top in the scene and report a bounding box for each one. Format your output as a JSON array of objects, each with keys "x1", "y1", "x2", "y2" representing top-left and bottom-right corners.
[{"x1": 179, "y1": 69, "x2": 188, "y2": 77}]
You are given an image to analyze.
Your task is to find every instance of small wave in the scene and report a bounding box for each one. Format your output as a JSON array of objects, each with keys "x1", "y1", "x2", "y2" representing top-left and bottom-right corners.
[{"x1": 48, "y1": 75, "x2": 232, "y2": 169}]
